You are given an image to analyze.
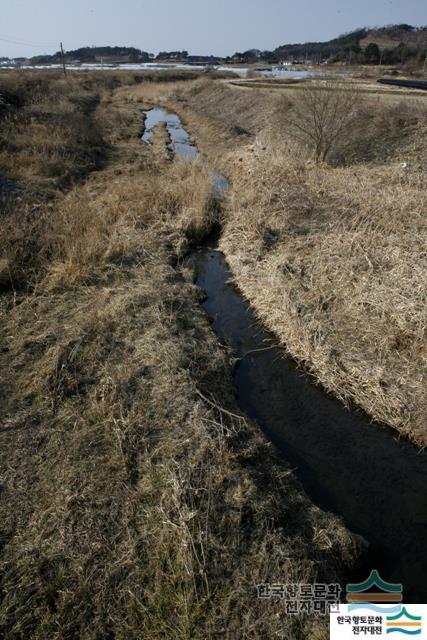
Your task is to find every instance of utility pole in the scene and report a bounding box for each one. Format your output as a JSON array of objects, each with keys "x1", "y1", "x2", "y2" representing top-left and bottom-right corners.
[{"x1": 60, "y1": 42, "x2": 66, "y2": 76}]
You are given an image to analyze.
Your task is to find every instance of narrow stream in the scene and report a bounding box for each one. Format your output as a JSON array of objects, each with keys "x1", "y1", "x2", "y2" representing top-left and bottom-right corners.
[
  {"x1": 190, "y1": 238, "x2": 427, "y2": 603},
  {"x1": 142, "y1": 108, "x2": 427, "y2": 602}
]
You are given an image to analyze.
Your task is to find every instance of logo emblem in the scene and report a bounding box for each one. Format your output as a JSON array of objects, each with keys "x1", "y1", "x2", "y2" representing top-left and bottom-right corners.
[
  {"x1": 386, "y1": 607, "x2": 422, "y2": 635},
  {"x1": 346, "y1": 570, "x2": 403, "y2": 612}
]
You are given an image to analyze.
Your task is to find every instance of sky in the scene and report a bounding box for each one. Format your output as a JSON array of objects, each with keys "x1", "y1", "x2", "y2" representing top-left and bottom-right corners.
[{"x1": 1, "y1": 0, "x2": 426, "y2": 58}]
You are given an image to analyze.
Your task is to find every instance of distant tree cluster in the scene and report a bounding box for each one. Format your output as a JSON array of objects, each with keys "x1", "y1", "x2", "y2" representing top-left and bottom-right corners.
[
  {"x1": 156, "y1": 51, "x2": 188, "y2": 60},
  {"x1": 366, "y1": 42, "x2": 427, "y2": 65},
  {"x1": 228, "y1": 30, "x2": 368, "y2": 64},
  {"x1": 374, "y1": 24, "x2": 427, "y2": 36},
  {"x1": 272, "y1": 29, "x2": 368, "y2": 64},
  {"x1": 357, "y1": 40, "x2": 426, "y2": 66}
]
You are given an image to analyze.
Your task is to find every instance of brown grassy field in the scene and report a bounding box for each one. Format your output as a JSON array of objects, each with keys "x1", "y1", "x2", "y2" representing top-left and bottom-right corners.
[
  {"x1": 160, "y1": 77, "x2": 427, "y2": 446},
  {"x1": 0, "y1": 72, "x2": 359, "y2": 639}
]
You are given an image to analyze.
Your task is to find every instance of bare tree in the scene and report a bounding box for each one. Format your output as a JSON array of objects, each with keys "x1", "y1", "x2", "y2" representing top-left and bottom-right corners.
[{"x1": 287, "y1": 78, "x2": 361, "y2": 162}]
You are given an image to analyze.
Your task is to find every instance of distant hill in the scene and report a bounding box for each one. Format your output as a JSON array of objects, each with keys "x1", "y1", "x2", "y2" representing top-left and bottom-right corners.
[
  {"x1": 272, "y1": 24, "x2": 427, "y2": 64},
  {"x1": 274, "y1": 28, "x2": 368, "y2": 62},
  {"x1": 360, "y1": 25, "x2": 427, "y2": 50},
  {"x1": 31, "y1": 46, "x2": 150, "y2": 65},
  {"x1": 23, "y1": 25, "x2": 427, "y2": 68}
]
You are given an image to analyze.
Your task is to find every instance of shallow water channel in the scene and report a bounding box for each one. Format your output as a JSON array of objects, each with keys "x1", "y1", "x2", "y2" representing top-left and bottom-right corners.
[
  {"x1": 143, "y1": 108, "x2": 427, "y2": 602},
  {"x1": 142, "y1": 107, "x2": 198, "y2": 160}
]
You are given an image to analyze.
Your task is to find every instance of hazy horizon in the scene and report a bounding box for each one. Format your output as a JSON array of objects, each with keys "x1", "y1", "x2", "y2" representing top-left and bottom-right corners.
[{"x1": 1, "y1": 0, "x2": 426, "y2": 59}]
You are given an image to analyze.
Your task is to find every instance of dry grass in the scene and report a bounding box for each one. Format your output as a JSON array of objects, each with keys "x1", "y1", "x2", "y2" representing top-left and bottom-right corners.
[
  {"x1": 0, "y1": 70, "x2": 206, "y2": 292},
  {"x1": 221, "y1": 149, "x2": 427, "y2": 444},
  {"x1": 172, "y1": 78, "x2": 427, "y2": 165},
  {"x1": 0, "y1": 74, "x2": 108, "y2": 292},
  {"x1": 174, "y1": 79, "x2": 427, "y2": 445},
  {"x1": 163, "y1": 84, "x2": 427, "y2": 446},
  {"x1": 0, "y1": 72, "x2": 111, "y2": 198},
  {"x1": 0, "y1": 69, "x2": 218, "y2": 200},
  {"x1": 0, "y1": 74, "x2": 358, "y2": 639}
]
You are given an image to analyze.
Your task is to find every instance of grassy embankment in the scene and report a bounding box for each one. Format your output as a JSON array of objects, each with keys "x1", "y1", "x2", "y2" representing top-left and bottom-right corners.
[
  {"x1": 160, "y1": 77, "x2": 427, "y2": 446},
  {"x1": 0, "y1": 72, "x2": 358, "y2": 639}
]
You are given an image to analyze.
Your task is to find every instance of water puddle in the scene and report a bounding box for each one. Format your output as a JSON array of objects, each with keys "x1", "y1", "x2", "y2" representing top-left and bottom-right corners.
[
  {"x1": 142, "y1": 107, "x2": 198, "y2": 160},
  {"x1": 142, "y1": 108, "x2": 227, "y2": 196}
]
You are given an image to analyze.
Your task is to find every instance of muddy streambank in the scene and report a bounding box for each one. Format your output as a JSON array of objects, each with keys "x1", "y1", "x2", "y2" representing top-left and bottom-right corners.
[{"x1": 142, "y1": 108, "x2": 427, "y2": 602}]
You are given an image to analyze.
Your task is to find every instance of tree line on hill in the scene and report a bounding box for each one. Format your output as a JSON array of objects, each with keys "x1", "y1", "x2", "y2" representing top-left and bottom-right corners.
[
  {"x1": 30, "y1": 46, "x2": 151, "y2": 65},
  {"x1": 232, "y1": 25, "x2": 427, "y2": 65},
  {"x1": 3, "y1": 25, "x2": 426, "y2": 67}
]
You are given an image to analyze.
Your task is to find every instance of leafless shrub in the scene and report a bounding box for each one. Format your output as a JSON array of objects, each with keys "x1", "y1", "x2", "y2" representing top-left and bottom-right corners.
[{"x1": 286, "y1": 78, "x2": 362, "y2": 162}]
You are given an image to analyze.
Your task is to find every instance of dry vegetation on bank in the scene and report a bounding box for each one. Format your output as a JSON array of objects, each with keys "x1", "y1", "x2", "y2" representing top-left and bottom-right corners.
[
  {"x1": 169, "y1": 78, "x2": 427, "y2": 446},
  {"x1": 0, "y1": 72, "x2": 359, "y2": 639}
]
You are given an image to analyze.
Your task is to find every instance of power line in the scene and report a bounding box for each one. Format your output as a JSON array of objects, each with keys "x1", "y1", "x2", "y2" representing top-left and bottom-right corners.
[
  {"x1": 0, "y1": 32, "x2": 57, "y2": 48},
  {"x1": 0, "y1": 31, "x2": 57, "y2": 45},
  {"x1": 0, "y1": 39, "x2": 52, "y2": 49}
]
